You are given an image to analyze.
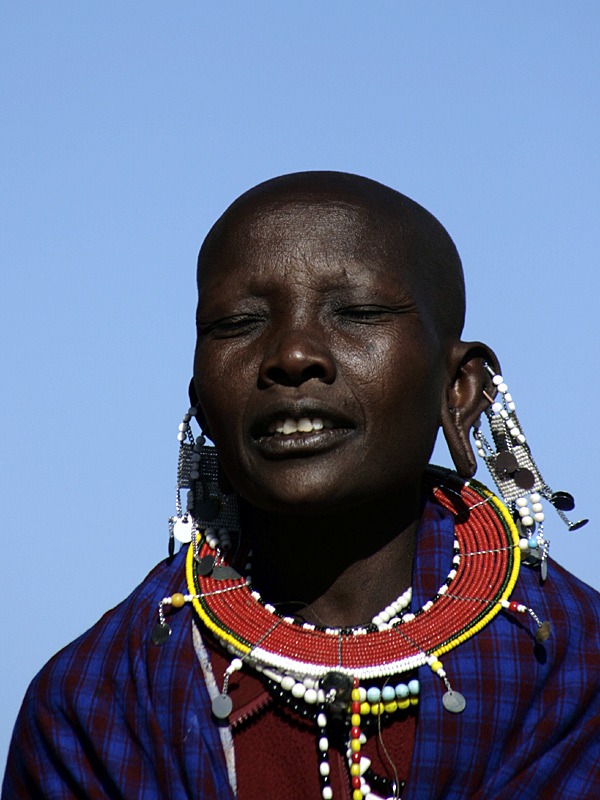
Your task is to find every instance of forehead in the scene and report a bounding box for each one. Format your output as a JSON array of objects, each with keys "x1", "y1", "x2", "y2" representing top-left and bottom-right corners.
[{"x1": 198, "y1": 196, "x2": 413, "y2": 292}]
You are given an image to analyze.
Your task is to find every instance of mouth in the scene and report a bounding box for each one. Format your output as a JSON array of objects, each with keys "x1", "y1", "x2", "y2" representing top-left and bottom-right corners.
[{"x1": 251, "y1": 406, "x2": 355, "y2": 458}]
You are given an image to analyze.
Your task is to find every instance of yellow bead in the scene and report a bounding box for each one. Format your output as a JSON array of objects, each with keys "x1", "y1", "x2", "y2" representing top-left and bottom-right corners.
[
  {"x1": 350, "y1": 763, "x2": 360, "y2": 776},
  {"x1": 431, "y1": 660, "x2": 443, "y2": 673},
  {"x1": 384, "y1": 701, "x2": 398, "y2": 713},
  {"x1": 351, "y1": 713, "x2": 361, "y2": 726},
  {"x1": 353, "y1": 791, "x2": 363, "y2": 800},
  {"x1": 410, "y1": 697, "x2": 419, "y2": 706},
  {"x1": 371, "y1": 702, "x2": 383, "y2": 715},
  {"x1": 171, "y1": 593, "x2": 185, "y2": 608},
  {"x1": 351, "y1": 739, "x2": 361, "y2": 752},
  {"x1": 360, "y1": 702, "x2": 370, "y2": 715},
  {"x1": 351, "y1": 689, "x2": 361, "y2": 702},
  {"x1": 398, "y1": 698, "x2": 410, "y2": 710}
]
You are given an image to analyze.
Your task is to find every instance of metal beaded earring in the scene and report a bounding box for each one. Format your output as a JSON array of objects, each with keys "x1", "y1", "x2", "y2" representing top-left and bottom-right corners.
[
  {"x1": 168, "y1": 406, "x2": 240, "y2": 560},
  {"x1": 472, "y1": 365, "x2": 588, "y2": 580}
]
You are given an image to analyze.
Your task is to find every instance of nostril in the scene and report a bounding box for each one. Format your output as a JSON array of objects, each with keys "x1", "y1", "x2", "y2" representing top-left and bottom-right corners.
[
  {"x1": 265, "y1": 363, "x2": 327, "y2": 387},
  {"x1": 266, "y1": 366, "x2": 295, "y2": 387}
]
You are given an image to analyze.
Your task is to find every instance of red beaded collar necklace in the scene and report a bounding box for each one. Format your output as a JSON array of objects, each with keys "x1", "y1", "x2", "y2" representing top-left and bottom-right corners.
[{"x1": 184, "y1": 467, "x2": 522, "y2": 697}]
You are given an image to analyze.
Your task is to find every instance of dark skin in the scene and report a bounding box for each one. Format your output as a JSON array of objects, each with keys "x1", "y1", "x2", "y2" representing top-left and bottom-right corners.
[{"x1": 192, "y1": 172, "x2": 498, "y2": 628}]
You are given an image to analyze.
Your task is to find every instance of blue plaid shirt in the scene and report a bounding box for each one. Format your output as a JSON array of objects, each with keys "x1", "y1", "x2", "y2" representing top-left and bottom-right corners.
[{"x1": 4, "y1": 500, "x2": 600, "y2": 798}]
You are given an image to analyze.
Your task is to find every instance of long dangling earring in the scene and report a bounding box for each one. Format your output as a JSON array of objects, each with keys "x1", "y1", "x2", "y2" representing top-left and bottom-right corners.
[
  {"x1": 472, "y1": 365, "x2": 588, "y2": 580},
  {"x1": 168, "y1": 406, "x2": 240, "y2": 559}
]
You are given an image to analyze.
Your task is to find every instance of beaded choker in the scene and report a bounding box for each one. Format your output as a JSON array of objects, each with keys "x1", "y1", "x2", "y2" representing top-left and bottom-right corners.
[
  {"x1": 185, "y1": 468, "x2": 520, "y2": 683},
  {"x1": 153, "y1": 467, "x2": 548, "y2": 800}
]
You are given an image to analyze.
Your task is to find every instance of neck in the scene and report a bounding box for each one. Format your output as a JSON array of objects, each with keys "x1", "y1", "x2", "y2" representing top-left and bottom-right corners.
[{"x1": 240, "y1": 484, "x2": 421, "y2": 628}]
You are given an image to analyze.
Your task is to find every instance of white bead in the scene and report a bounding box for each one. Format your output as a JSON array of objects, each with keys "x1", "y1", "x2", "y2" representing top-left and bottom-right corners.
[
  {"x1": 303, "y1": 676, "x2": 315, "y2": 689},
  {"x1": 517, "y1": 434, "x2": 526, "y2": 444},
  {"x1": 317, "y1": 712, "x2": 327, "y2": 727},
  {"x1": 498, "y1": 383, "x2": 508, "y2": 393},
  {"x1": 304, "y1": 688, "x2": 318, "y2": 704},
  {"x1": 530, "y1": 493, "x2": 541, "y2": 503},
  {"x1": 319, "y1": 736, "x2": 329, "y2": 752},
  {"x1": 178, "y1": 422, "x2": 189, "y2": 432},
  {"x1": 531, "y1": 503, "x2": 543, "y2": 513},
  {"x1": 492, "y1": 375, "x2": 503, "y2": 385},
  {"x1": 510, "y1": 427, "x2": 520, "y2": 437},
  {"x1": 359, "y1": 733, "x2": 367, "y2": 744},
  {"x1": 500, "y1": 410, "x2": 509, "y2": 420},
  {"x1": 291, "y1": 682, "x2": 306, "y2": 699},
  {"x1": 437, "y1": 669, "x2": 446, "y2": 678},
  {"x1": 516, "y1": 497, "x2": 528, "y2": 507},
  {"x1": 359, "y1": 757, "x2": 372, "y2": 775},
  {"x1": 504, "y1": 394, "x2": 513, "y2": 403},
  {"x1": 358, "y1": 687, "x2": 367, "y2": 702},
  {"x1": 322, "y1": 787, "x2": 333, "y2": 800},
  {"x1": 517, "y1": 604, "x2": 527, "y2": 613},
  {"x1": 281, "y1": 676, "x2": 295, "y2": 691},
  {"x1": 230, "y1": 658, "x2": 243, "y2": 671},
  {"x1": 319, "y1": 761, "x2": 330, "y2": 776},
  {"x1": 477, "y1": 449, "x2": 485, "y2": 457},
  {"x1": 518, "y1": 506, "x2": 530, "y2": 517},
  {"x1": 508, "y1": 402, "x2": 516, "y2": 412},
  {"x1": 519, "y1": 538, "x2": 530, "y2": 550},
  {"x1": 492, "y1": 402, "x2": 502, "y2": 413},
  {"x1": 533, "y1": 512, "x2": 545, "y2": 522},
  {"x1": 177, "y1": 432, "x2": 186, "y2": 441},
  {"x1": 521, "y1": 515, "x2": 534, "y2": 527}
]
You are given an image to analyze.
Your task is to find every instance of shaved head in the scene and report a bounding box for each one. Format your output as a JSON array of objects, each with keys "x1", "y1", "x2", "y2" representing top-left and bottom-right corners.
[{"x1": 198, "y1": 171, "x2": 466, "y2": 341}]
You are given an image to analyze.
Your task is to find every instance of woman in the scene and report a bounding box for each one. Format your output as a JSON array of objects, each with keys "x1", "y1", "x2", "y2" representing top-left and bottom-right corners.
[{"x1": 4, "y1": 172, "x2": 600, "y2": 799}]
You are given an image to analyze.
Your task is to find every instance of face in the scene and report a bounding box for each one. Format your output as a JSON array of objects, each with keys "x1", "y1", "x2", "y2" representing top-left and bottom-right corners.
[{"x1": 193, "y1": 197, "x2": 449, "y2": 515}]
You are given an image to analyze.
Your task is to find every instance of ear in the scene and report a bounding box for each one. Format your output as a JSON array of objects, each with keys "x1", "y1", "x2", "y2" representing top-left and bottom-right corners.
[
  {"x1": 188, "y1": 377, "x2": 212, "y2": 439},
  {"x1": 440, "y1": 341, "x2": 500, "y2": 479}
]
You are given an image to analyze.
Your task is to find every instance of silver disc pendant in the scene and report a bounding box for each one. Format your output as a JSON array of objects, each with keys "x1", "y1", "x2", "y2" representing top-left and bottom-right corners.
[
  {"x1": 442, "y1": 690, "x2": 466, "y2": 714},
  {"x1": 197, "y1": 555, "x2": 215, "y2": 576},
  {"x1": 212, "y1": 693, "x2": 233, "y2": 719},
  {"x1": 211, "y1": 565, "x2": 242, "y2": 581},
  {"x1": 150, "y1": 622, "x2": 171, "y2": 646},
  {"x1": 173, "y1": 517, "x2": 194, "y2": 543},
  {"x1": 540, "y1": 558, "x2": 548, "y2": 582}
]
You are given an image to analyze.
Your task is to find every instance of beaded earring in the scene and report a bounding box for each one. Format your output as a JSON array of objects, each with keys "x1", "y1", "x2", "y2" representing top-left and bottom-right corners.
[
  {"x1": 168, "y1": 406, "x2": 240, "y2": 560},
  {"x1": 473, "y1": 365, "x2": 588, "y2": 580}
]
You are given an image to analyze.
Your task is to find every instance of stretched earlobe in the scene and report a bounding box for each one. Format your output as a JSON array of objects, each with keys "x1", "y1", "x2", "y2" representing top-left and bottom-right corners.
[
  {"x1": 188, "y1": 377, "x2": 213, "y2": 439},
  {"x1": 440, "y1": 342, "x2": 500, "y2": 478}
]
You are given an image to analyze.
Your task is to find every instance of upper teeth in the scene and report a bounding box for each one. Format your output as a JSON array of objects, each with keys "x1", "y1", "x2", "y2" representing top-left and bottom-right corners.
[{"x1": 268, "y1": 417, "x2": 332, "y2": 435}]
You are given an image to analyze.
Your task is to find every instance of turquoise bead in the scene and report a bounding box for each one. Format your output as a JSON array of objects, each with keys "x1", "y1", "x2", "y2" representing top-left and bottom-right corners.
[
  {"x1": 395, "y1": 683, "x2": 409, "y2": 699},
  {"x1": 381, "y1": 685, "x2": 395, "y2": 702},
  {"x1": 408, "y1": 679, "x2": 420, "y2": 695},
  {"x1": 366, "y1": 686, "x2": 381, "y2": 703},
  {"x1": 528, "y1": 536, "x2": 538, "y2": 549}
]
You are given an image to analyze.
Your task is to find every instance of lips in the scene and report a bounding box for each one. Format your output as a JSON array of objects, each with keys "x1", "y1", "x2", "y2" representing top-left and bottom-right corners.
[{"x1": 251, "y1": 403, "x2": 356, "y2": 458}]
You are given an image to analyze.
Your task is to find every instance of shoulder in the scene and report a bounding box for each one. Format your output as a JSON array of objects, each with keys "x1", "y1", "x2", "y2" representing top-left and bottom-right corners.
[
  {"x1": 2, "y1": 549, "x2": 214, "y2": 799},
  {"x1": 33, "y1": 550, "x2": 187, "y2": 701}
]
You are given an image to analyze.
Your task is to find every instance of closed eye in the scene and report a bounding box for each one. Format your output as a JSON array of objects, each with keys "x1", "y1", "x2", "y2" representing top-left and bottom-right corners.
[
  {"x1": 197, "y1": 313, "x2": 266, "y2": 339},
  {"x1": 334, "y1": 305, "x2": 412, "y2": 323}
]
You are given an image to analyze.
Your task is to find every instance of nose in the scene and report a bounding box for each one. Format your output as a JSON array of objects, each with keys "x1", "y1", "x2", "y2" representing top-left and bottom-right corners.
[{"x1": 258, "y1": 328, "x2": 337, "y2": 388}]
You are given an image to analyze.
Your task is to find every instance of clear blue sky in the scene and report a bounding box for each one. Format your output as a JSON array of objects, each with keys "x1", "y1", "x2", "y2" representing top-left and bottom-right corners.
[{"x1": 2, "y1": 1, "x2": 599, "y2": 770}]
